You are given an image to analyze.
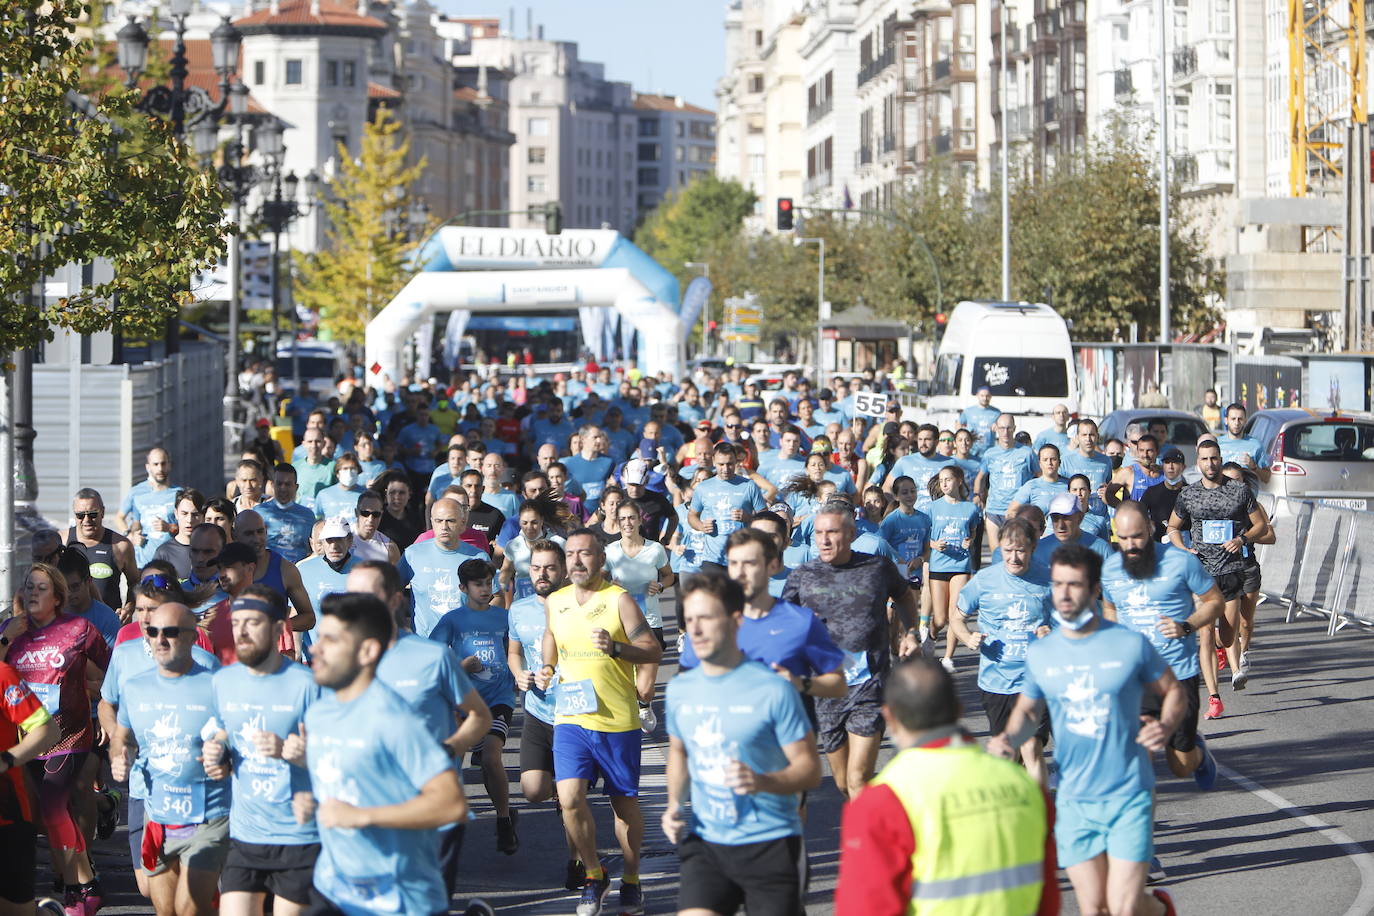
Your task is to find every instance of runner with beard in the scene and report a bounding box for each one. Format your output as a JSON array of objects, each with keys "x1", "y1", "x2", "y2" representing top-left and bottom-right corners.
[
  {"x1": 506, "y1": 541, "x2": 585, "y2": 891},
  {"x1": 1103, "y1": 502, "x2": 1223, "y2": 789},
  {"x1": 205, "y1": 587, "x2": 323, "y2": 916},
  {"x1": 537, "y1": 530, "x2": 662, "y2": 916},
  {"x1": 1166, "y1": 440, "x2": 1267, "y2": 719}
]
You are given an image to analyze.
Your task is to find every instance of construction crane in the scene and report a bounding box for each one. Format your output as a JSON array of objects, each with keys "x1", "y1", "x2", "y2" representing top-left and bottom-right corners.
[{"x1": 1289, "y1": 0, "x2": 1366, "y2": 198}]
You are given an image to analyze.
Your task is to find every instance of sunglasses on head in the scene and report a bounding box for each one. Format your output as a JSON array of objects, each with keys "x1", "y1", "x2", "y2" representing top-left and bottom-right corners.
[
  {"x1": 145, "y1": 625, "x2": 185, "y2": 639},
  {"x1": 74, "y1": 511, "x2": 101, "y2": 521},
  {"x1": 140, "y1": 574, "x2": 171, "y2": 589}
]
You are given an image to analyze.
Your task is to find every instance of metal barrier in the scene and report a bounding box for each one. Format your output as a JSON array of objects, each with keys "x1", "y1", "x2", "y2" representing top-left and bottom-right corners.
[{"x1": 1260, "y1": 498, "x2": 1374, "y2": 635}]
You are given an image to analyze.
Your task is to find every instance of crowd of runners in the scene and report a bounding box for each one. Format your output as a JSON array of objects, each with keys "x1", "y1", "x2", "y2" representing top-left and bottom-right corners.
[{"x1": 0, "y1": 362, "x2": 1279, "y2": 916}]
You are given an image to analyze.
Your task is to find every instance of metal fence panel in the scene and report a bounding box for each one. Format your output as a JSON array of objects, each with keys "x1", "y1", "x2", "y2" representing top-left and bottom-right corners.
[
  {"x1": 1291, "y1": 505, "x2": 1356, "y2": 622},
  {"x1": 1258, "y1": 499, "x2": 1312, "y2": 619},
  {"x1": 1330, "y1": 512, "x2": 1374, "y2": 633}
]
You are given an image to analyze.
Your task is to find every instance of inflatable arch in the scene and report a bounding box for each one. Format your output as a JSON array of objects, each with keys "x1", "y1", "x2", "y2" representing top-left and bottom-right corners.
[{"x1": 364, "y1": 227, "x2": 685, "y2": 385}]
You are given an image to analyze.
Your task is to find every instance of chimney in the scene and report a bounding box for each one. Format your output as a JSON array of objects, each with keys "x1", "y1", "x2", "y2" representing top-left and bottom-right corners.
[{"x1": 675, "y1": 95, "x2": 684, "y2": 108}]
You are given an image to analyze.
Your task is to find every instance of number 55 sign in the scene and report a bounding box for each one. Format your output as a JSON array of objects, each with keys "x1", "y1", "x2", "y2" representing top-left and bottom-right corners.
[{"x1": 853, "y1": 391, "x2": 889, "y2": 417}]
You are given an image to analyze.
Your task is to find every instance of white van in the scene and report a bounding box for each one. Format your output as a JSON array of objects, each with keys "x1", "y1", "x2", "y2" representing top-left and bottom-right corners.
[
  {"x1": 926, "y1": 301, "x2": 1078, "y2": 437},
  {"x1": 275, "y1": 339, "x2": 345, "y2": 397}
]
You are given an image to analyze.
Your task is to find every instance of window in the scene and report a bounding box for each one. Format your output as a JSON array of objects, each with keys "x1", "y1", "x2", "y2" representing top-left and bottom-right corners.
[
  {"x1": 675, "y1": 145, "x2": 686, "y2": 162},
  {"x1": 638, "y1": 143, "x2": 661, "y2": 161},
  {"x1": 1213, "y1": 0, "x2": 1231, "y2": 32},
  {"x1": 638, "y1": 167, "x2": 659, "y2": 185},
  {"x1": 1212, "y1": 82, "x2": 1232, "y2": 144},
  {"x1": 932, "y1": 354, "x2": 963, "y2": 397},
  {"x1": 253, "y1": 60, "x2": 265, "y2": 85},
  {"x1": 753, "y1": 29, "x2": 763, "y2": 47},
  {"x1": 528, "y1": 147, "x2": 546, "y2": 163},
  {"x1": 528, "y1": 117, "x2": 550, "y2": 136},
  {"x1": 748, "y1": 74, "x2": 764, "y2": 94},
  {"x1": 342, "y1": 61, "x2": 356, "y2": 87},
  {"x1": 285, "y1": 59, "x2": 303, "y2": 85},
  {"x1": 528, "y1": 176, "x2": 546, "y2": 192},
  {"x1": 325, "y1": 60, "x2": 338, "y2": 86},
  {"x1": 675, "y1": 121, "x2": 685, "y2": 137},
  {"x1": 678, "y1": 170, "x2": 687, "y2": 186},
  {"x1": 968, "y1": 356, "x2": 1068, "y2": 398},
  {"x1": 639, "y1": 118, "x2": 659, "y2": 137},
  {"x1": 1286, "y1": 422, "x2": 1374, "y2": 461}
]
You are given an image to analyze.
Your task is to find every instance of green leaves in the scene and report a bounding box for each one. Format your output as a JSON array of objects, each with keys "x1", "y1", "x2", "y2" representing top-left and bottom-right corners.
[
  {"x1": 293, "y1": 109, "x2": 427, "y2": 344},
  {"x1": 1, "y1": 0, "x2": 229, "y2": 354}
]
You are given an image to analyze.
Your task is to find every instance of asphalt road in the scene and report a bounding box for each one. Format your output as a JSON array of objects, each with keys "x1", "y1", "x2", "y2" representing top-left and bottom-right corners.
[{"x1": 80, "y1": 598, "x2": 1374, "y2": 916}]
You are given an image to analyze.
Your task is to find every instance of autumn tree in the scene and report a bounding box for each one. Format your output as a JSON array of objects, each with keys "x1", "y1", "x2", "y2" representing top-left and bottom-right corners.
[
  {"x1": 0, "y1": 0, "x2": 229, "y2": 355},
  {"x1": 294, "y1": 108, "x2": 427, "y2": 344}
]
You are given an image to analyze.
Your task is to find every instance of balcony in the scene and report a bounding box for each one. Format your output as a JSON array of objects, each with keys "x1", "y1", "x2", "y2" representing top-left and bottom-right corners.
[
  {"x1": 858, "y1": 45, "x2": 896, "y2": 86},
  {"x1": 1173, "y1": 45, "x2": 1197, "y2": 78},
  {"x1": 807, "y1": 97, "x2": 833, "y2": 125},
  {"x1": 1114, "y1": 68, "x2": 1133, "y2": 98},
  {"x1": 803, "y1": 170, "x2": 833, "y2": 195},
  {"x1": 902, "y1": 76, "x2": 922, "y2": 94}
]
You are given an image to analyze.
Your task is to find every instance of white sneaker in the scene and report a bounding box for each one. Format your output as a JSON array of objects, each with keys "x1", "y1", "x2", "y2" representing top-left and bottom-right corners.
[
  {"x1": 919, "y1": 628, "x2": 935, "y2": 657},
  {"x1": 639, "y1": 704, "x2": 658, "y2": 735},
  {"x1": 1231, "y1": 668, "x2": 1249, "y2": 691},
  {"x1": 940, "y1": 657, "x2": 956, "y2": 674},
  {"x1": 674, "y1": 632, "x2": 686, "y2": 654},
  {"x1": 1240, "y1": 650, "x2": 1250, "y2": 670}
]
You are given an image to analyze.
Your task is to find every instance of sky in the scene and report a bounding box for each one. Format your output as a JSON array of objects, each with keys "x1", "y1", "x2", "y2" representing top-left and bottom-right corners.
[{"x1": 443, "y1": 0, "x2": 726, "y2": 110}]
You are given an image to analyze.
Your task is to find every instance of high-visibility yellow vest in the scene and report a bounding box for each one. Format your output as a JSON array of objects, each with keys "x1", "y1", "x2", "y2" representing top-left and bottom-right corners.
[{"x1": 871, "y1": 742, "x2": 1047, "y2": 915}]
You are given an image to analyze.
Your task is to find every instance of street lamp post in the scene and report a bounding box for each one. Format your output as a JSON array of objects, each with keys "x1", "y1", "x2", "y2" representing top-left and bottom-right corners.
[
  {"x1": 794, "y1": 238, "x2": 827, "y2": 377},
  {"x1": 1158, "y1": 0, "x2": 1172, "y2": 343},
  {"x1": 684, "y1": 261, "x2": 710, "y2": 357},
  {"x1": 1000, "y1": 1, "x2": 1014, "y2": 301},
  {"x1": 258, "y1": 155, "x2": 318, "y2": 397}
]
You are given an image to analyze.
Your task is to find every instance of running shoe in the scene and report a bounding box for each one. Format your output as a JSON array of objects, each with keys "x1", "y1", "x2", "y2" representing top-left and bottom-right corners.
[
  {"x1": 940, "y1": 657, "x2": 956, "y2": 674},
  {"x1": 80, "y1": 887, "x2": 103, "y2": 916},
  {"x1": 495, "y1": 809, "x2": 519, "y2": 855},
  {"x1": 1153, "y1": 888, "x2": 1178, "y2": 915},
  {"x1": 639, "y1": 703, "x2": 658, "y2": 735},
  {"x1": 1147, "y1": 856, "x2": 1167, "y2": 884},
  {"x1": 36, "y1": 900, "x2": 65, "y2": 916},
  {"x1": 62, "y1": 890, "x2": 84, "y2": 916},
  {"x1": 1240, "y1": 649, "x2": 1250, "y2": 669},
  {"x1": 918, "y1": 625, "x2": 934, "y2": 657},
  {"x1": 1193, "y1": 734, "x2": 1218, "y2": 790},
  {"x1": 619, "y1": 880, "x2": 645, "y2": 916},
  {"x1": 96, "y1": 788, "x2": 121, "y2": 841},
  {"x1": 1231, "y1": 667, "x2": 1249, "y2": 691},
  {"x1": 1205, "y1": 695, "x2": 1224, "y2": 719},
  {"x1": 564, "y1": 859, "x2": 587, "y2": 891},
  {"x1": 576, "y1": 875, "x2": 613, "y2": 916},
  {"x1": 1216, "y1": 646, "x2": 1228, "y2": 670}
]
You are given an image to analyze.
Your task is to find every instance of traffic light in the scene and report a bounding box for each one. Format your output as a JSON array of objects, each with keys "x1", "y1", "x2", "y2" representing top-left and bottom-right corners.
[
  {"x1": 776, "y1": 197, "x2": 794, "y2": 231},
  {"x1": 544, "y1": 201, "x2": 563, "y2": 235}
]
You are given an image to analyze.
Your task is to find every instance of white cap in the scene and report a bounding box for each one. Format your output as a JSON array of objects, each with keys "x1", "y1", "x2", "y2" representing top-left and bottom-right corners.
[
  {"x1": 320, "y1": 515, "x2": 354, "y2": 539},
  {"x1": 623, "y1": 458, "x2": 650, "y2": 486},
  {"x1": 1048, "y1": 493, "x2": 1082, "y2": 517}
]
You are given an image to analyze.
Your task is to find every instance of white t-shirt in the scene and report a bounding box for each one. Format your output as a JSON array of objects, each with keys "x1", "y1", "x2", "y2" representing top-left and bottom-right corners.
[
  {"x1": 352, "y1": 530, "x2": 393, "y2": 563},
  {"x1": 606, "y1": 539, "x2": 668, "y2": 628}
]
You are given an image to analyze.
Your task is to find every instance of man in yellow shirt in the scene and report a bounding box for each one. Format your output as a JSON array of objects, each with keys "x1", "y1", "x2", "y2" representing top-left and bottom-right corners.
[{"x1": 538, "y1": 529, "x2": 662, "y2": 916}]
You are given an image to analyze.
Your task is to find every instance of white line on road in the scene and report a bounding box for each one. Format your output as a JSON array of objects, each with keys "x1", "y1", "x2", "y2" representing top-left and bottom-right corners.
[{"x1": 1218, "y1": 763, "x2": 1374, "y2": 916}]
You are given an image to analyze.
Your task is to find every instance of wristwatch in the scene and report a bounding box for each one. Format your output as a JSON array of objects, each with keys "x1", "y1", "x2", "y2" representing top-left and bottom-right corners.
[
  {"x1": 609, "y1": 642, "x2": 621, "y2": 658},
  {"x1": 0, "y1": 751, "x2": 15, "y2": 770},
  {"x1": 1179, "y1": 621, "x2": 1195, "y2": 636},
  {"x1": 800, "y1": 675, "x2": 812, "y2": 695}
]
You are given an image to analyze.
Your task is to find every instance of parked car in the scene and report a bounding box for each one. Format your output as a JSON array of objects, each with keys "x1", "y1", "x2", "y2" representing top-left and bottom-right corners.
[
  {"x1": 1243, "y1": 408, "x2": 1374, "y2": 510},
  {"x1": 1097, "y1": 409, "x2": 1211, "y2": 473}
]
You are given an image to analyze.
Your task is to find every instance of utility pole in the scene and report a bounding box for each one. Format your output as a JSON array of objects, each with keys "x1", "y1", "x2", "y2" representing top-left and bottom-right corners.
[
  {"x1": 1001, "y1": 2, "x2": 1014, "y2": 301},
  {"x1": 1158, "y1": 0, "x2": 1171, "y2": 343}
]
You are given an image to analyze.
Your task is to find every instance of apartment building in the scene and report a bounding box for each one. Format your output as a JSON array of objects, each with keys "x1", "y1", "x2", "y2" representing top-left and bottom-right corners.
[{"x1": 633, "y1": 94, "x2": 717, "y2": 215}]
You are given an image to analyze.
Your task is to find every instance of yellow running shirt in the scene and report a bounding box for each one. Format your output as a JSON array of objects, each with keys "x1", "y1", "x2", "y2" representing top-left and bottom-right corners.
[{"x1": 547, "y1": 579, "x2": 638, "y2": 732}]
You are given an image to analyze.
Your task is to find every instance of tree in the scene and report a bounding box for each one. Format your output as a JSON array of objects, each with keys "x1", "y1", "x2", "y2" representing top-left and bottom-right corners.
[
  {"x1": 294, "y1": 108, "x2": 427, "y2": 344},
  {"x1": 634, "y1": 175, "x2": 757, "y2": 288},
  {"x1": 0, "y1": 0, "x2": 229, "y2": 356}
]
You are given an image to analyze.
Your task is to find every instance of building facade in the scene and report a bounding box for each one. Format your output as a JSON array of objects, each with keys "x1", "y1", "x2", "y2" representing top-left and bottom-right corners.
[{"x1": 633, "y1": 93, "x2": 717, "y2": 215}]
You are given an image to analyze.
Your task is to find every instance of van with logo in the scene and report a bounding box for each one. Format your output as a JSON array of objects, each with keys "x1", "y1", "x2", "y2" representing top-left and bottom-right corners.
[{"x1": 926, "y1": 300, "x2": 1078, "y2": 438}]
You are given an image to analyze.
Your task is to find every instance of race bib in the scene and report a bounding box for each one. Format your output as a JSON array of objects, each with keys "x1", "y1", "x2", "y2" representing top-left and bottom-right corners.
[
  {"x1": 842, "y1": 649, "x2": 872, "y2": 687},
  {"x1": 555, "y1": 678, "x2": 598, "y2": 717},
  {"x1": 898, "y1": 537, "x2": 923, "y2": 562},
  {"x1": 514, "y1": 578, "x2": 536, "y2": 600},
  {"x1": 150, "y1": 780, "x2": 205, "y2": 824},
  {"x1": 466, "y1": 635, "x2": 501, "y2": 671},
  {"x1": 242, "y1": 756, "x2": 292, "y2": 804},
  {"x1": 715, "y1": 518, "x2": 741, "y2": 537},
  {"x1": 23, "y1": 681, "x2": 59, "y2": 716},
  {"x1": 1201, "y1": 520, "x2": 1234, "y2": 545}
]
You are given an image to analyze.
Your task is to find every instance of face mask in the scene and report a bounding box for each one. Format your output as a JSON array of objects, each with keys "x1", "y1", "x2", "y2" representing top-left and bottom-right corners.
[
  {"x1": 1053, "y1": 607, "x2": 1096, "y2": 631},
  {"x1": 338, "y1": 469, "x2": 359, "y2": 488},
  {"x1": 1109, "y1": 454, "x2": 1124, "y2": 470}
]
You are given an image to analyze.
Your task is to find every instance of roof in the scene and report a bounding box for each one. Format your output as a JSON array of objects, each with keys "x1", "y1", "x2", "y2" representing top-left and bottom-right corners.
[
  {"x1": 820, "y1": 303, "x2": 908, "y2": 333},
  {"x1": 96, "y1": 39, "x2": 269, "y2": 114},
  {"x1": 633, "y1": 92, "x2": 713, "y2": 116},
  {"x1": 235, "y1": 0, "x2": 388, "y2": 33},
  {"x1": 368, "y1": 81, "x2": 402, "y2": 99}
]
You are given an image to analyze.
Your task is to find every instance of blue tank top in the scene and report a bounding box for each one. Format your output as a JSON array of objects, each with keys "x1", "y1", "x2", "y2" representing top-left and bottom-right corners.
[
  {"x1": 256, "y1": 549, "x2": 287, "y2": 596},
  {"x1": 1130, "y1": 464, "x2": 1166, "y2": 501}
]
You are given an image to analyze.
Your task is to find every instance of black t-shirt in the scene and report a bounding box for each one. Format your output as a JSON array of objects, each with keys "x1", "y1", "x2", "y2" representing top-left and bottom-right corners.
[
  {"x1": 1173, "y1": 478, "x2": 1258, "y2": 576},
  {"x1": 631, "y1": 491, "x2": 676, "y2": 543},
  {"x1": 466, "y1": 504, "x2": 506, "y2": 542},
  {"x1": 379, "y1": 507, "x2": 423, "y2": 550},
  {"x1": 782, "y1": 551, "x2": 910, "y2": 686},
  {"x1": 1139, "y1": 480, "x2": 1185, "y2": 542}
]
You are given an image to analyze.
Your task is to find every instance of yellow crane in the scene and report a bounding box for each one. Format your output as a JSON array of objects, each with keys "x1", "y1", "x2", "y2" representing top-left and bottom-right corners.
[{"x1": 1289, "y1": 0, "x2": 1366, "y2": 197}]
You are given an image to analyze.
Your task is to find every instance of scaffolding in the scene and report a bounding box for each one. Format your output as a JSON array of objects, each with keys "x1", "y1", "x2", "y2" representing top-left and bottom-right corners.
[{"x1": 1288, "y1": 0, "x2": 1366, "y2": 198}]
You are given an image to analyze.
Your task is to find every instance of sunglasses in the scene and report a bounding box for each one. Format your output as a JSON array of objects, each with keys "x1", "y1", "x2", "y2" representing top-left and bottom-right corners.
[
  {"x1": 74, "y1": 511, "x2": 101, "y2": 521},
  {"x1": 140, "y1": 574, "x2": 171, "y2": 589},
  {"x1": 357, "y1": 508, "x2": 382, "y2": 518},
  {"x1": 938, "y1": 437, "x2": 954, "y2": 443},
  {"x1": 145, "y1": 625, "x2": 186, "y2": 639},
  {"x1": 724, "y1": 423, "x2": 740, "y2": 429}
]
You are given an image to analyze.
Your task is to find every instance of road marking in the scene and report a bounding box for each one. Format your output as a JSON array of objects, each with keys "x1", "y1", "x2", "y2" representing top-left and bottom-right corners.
[{"x1": 1218, "y1": 763, "x2": 1374, "y2": 916}]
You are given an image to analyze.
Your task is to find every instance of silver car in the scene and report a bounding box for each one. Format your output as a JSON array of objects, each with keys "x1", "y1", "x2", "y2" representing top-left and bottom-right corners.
[
  {"x1": 1242, "y1": 408, "x2": 1374, "y2": 510},
  {"x1": 1097, "y1": 409, "x2": 1212, "y2": 468}
]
